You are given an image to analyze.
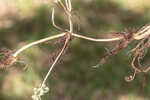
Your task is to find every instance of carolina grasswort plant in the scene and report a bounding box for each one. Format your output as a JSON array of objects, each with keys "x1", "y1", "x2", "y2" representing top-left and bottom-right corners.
[{"x1": 1, "y1": 0, "x2": 150, "y2": 99}]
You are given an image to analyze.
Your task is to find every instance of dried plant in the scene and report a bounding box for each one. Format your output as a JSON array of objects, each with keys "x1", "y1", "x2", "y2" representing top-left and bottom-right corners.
[
  {"x1": 0, "y1": 48, "x2": 16, "y2": 69},
  {"x1": 1, "y1": 0, "x2": 150, "y2": 99}
]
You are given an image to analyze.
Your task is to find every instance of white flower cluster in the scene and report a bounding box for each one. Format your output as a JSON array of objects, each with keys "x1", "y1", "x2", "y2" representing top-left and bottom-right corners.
[{"x1": 32, "y1": 84, "x2": 49, "y2": 100}]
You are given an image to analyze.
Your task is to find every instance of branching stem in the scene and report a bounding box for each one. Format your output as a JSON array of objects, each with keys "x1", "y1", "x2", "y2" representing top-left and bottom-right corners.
[
  {"x1": 9, "y1": 0, "x2": 150, "y2": 87},
  {"x1": 13, "y1": 31, "x2": 150, "y2": 58}
]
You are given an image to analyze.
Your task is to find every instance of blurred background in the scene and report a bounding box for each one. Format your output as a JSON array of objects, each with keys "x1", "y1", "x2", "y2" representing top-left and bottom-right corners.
[{"x1": 0, "y1": 0, "x2": 150, "y2": 100}]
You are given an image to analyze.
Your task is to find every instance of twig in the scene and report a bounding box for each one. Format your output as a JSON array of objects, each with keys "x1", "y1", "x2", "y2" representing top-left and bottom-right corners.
[
  {"x1": 72, "y1": 33, "x2": 123, "y2": 42},
  {"x1": 13, "y1": 33, "x2": 66, "y2": 57},
  {"x1": 134, "y1": 24, "x2": 150, "y2": 40},
  {"x1": 12, "y1": 30, "x2": 150, "y2": 58},
  {"x1": 52, "y1": 8, "x2": 67, "y2": 32},
  {"x1": 40, "y1": 33, "x2": 70, "y2": 89}
]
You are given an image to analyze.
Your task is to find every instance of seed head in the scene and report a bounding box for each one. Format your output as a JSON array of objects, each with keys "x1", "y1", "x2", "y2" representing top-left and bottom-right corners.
[{"x1": 0, "y1": 48, "x2": 16, "y2": 69}]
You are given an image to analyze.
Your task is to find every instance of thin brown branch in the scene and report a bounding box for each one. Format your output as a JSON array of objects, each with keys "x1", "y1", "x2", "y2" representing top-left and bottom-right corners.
[
  {"x1": 13, "y1": 33, "x2": 66, "y2": 57},
  {"x1": 52, "y1": 8, "x2": 67, "y2": 32},
  {"x1": 40, "y1": 33, "x2": 71, "y2": 89}
]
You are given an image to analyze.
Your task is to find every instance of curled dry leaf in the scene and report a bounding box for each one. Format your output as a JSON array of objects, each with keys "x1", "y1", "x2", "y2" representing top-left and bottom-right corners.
[
  {"x1": 126, "y1": 24, "x2": 150, "y2": 81},
  {"x1": 130, "y1": 37, "x2": 150, "y2": 74}
]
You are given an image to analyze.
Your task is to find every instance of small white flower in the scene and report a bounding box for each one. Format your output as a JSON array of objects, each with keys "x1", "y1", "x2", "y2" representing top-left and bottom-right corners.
[{"x1": 32, "y1": 84, "x2": 49, "y2": 100}]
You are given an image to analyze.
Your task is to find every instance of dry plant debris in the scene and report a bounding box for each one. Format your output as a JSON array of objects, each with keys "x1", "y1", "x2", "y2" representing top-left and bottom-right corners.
[{"x1": 1, "y1": 0, "x2": 150, "y2": 99}]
